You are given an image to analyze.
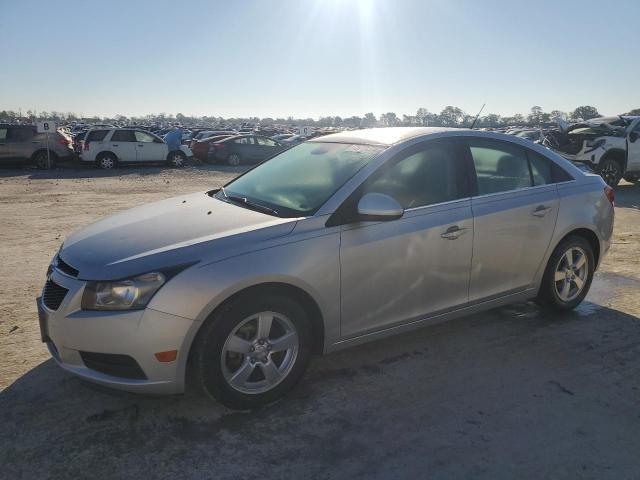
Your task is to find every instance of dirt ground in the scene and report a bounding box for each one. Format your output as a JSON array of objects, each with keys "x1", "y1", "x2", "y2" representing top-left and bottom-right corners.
[{"x1": 1, "y1": 164, "x2": 639, "y2": 479}]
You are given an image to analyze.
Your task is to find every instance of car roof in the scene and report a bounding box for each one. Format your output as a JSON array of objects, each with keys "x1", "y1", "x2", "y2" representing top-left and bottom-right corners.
[{"x1": 308, "y1": 127, "x2": 462, "y2": 146}]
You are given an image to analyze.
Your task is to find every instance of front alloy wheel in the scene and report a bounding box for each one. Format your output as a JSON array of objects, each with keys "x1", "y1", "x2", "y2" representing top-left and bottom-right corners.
[
  {"x1": 227, "y1": 153, "x2": 241, "y2": 166},
  {"x1": 190, "y1": 293, "x2": 311, "y2": 409},
  {"x1": 221, "y1": 312, "x2": 299, "y2": 394},
  {"x1": 599, "y1": 159, "x2": 622, "y2": 187},
  {"x1": 168, "y1": 152, "x2": 185, "y2": 168}
]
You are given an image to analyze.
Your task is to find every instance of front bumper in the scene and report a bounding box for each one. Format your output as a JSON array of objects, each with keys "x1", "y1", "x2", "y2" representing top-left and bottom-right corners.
[{"x1": 37, "y1": 269, "x2": 199, "y2": 394}]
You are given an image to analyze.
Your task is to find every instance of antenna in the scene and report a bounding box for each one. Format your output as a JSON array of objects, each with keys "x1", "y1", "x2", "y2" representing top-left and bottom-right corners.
[{"x1": 470, "y1": 103, "x2": 486, "y2": 129}]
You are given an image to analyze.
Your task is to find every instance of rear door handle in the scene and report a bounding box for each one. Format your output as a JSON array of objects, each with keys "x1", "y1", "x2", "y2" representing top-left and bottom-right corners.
[
  {"x1": 441, "y1": 225, "x2": 468, "y2": 240},
  {"x1": 138, "y1": 144, "x2": 144, "y2": 147},
  {"x1": 531, "y1": 205, "x2": 552, "y2": 217},
  {"x1": 112, "y1": 144, "x2": 119, "y2": 147}
]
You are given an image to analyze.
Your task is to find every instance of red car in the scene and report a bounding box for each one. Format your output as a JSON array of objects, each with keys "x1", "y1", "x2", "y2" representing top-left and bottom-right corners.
[{"x1": 190, "y1": 134, "x2": 234, "y2": 162}]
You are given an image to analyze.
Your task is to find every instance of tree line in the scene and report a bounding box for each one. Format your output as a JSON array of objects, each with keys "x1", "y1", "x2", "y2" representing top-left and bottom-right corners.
[{"x1": 1, "y1": 106, "x2": 639, "y2": 128}]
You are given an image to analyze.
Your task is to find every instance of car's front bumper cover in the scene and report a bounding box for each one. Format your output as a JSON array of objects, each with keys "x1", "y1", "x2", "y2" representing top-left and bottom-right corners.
[{"x1": 37, "y1": 269, "x2": 200, "y2": 394}]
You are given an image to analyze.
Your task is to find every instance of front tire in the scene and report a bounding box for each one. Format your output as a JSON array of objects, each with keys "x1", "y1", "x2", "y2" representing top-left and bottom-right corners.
[
  {"x1": 598, "y1": 158, "x2": 623, "y2": 187},
  {"x1": 227, "y1": 153, "x2": 241, "y2": 166},
  {"x1": 190, "y1": 293, "x2": 312, "y2": 409},
  {"x1": 167, "y1": 151, "x2": 186, "y2": 168},
  {"x1": 537, "y1": 236, "x2": 595, "y2": 311}
]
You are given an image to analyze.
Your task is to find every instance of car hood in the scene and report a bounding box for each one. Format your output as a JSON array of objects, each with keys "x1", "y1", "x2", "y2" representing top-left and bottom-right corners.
[{"x1": 59, "y1": 191, "x2": 297, "y2": 280}]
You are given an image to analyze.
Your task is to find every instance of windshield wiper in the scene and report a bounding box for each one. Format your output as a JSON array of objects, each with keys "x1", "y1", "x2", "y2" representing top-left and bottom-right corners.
[
  {"x1": 217, "y1": 186, "x2": 280, "y2": 216},
  {"x1": 224, "y1": 192, "x2": 279, "y2": 217}
]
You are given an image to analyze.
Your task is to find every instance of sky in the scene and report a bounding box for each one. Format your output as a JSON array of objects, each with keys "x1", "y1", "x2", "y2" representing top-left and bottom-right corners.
[{"x1": 1, "y1": 0, "x2": 638, "y2": 119}]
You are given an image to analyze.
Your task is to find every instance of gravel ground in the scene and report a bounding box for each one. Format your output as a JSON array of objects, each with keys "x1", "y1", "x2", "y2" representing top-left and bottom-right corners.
[{"x1": 1, "y1": 165, "x2": 639, "y2": 479}]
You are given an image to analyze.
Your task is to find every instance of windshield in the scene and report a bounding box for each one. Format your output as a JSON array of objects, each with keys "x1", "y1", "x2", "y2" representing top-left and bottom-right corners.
[{"x1": 219, "y1": 142, "x2": 384, "y2": 217}]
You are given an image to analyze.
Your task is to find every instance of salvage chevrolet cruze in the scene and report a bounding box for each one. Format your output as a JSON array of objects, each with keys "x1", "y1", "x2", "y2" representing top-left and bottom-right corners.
[{"x1": 38, "y1": 128, "x2": 614, "y2": 409}]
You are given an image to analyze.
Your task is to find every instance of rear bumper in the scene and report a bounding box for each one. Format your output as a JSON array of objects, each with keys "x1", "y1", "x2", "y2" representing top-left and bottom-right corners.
[{"x1": 37, "y1": 270, "x2": 200, "y2": 394}]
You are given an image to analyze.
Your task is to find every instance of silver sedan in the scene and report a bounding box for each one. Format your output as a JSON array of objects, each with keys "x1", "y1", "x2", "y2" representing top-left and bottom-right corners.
[{"x1": 38, "y1": 127, "x2": 614, "y2": 409}]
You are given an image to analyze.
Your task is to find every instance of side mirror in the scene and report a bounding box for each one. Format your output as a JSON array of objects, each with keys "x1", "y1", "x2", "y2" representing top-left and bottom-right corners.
[
  {"x1": 357, "y1": 193, "x2": 404, "y2": 221},
  {"x1": 630, "y1": 132, "x2": 639, "y2": 143}
]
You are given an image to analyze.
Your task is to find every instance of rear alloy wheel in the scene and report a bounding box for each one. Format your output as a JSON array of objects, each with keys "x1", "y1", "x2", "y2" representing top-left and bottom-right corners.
[
  {"x1": 168, "y1": 151, "x2": 186, "y2": 168},
  {"x1": 598, "y1": 158, "x2": 623, "y2": 187},
  {"x1": 96, "y1": 153, "x2": 117, "y2": 169},
  {"x1": 33, "y1": 150, "x2": 55, "y2": 169},
  {"x1": 190, "y1": 293, "x2": 311, "y2": 409},
  {"x1": 538, "y1": 236, "x2": 594, "y2": 311},
  {"x1": 227, "y1": 153, "x2": 241, "y2": 166}
]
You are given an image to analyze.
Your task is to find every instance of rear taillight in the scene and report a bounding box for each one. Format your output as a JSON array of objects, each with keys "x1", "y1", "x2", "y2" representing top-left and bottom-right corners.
[
  {"x1": 58, "y1": 137, "x2": 70, "y2": 146},
  {"x1": 604, "y1": 186, "x2": 615, "y2": 206}
]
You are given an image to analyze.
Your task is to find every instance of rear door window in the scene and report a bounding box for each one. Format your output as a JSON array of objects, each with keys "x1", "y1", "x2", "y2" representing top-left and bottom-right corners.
[
  {"x1": 468, "y1": 139, "x2": 532, "y2": 195},
  {"x1": 111, "y1": 130, "x2": 136, "y2": 142},
  {"x1": 9, "y1": 128, "x2": 34, "y2": 141},
  {"x1": 527, "y1": 151, "x2": 553, "y2": 186},
  {"x1": 0, "y1": 128, "x2": 7, "y2": 141},
  {"x1": 86, "y1": 130, "x2": 109, "y2": 142}
]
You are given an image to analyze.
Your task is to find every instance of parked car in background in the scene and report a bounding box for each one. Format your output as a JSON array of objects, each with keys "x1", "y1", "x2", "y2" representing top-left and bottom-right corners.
[
  {"x1": 208, "y1": 135, "x2": 285, "y2": 165},
  {"x1": 271, "y1": 133, "x2": 294, "y2": 142},
  {"x1": 79, "y1": 128, "x2": 192, "y2": 169},
  {"x1": 281, "y1": 134, "x2": 306, "y2": 146},
  {"x1": 189, "y1": 130, "x2": 237, "y2": 147},
  {"x1": 39, "y1": 127, "x2": 613, "y2": 409},
  {"x1": 190, "y1": 134, "x2": 235, "y2": 162},
  {"x1": 515, "y1": 130, "x2": 543, "y2": 143},
  {"x1": 0, "y1": 124, "x2": 75, "y2": 168},
  {"x1": 544, "y1": 115, "x2": 640, "y2": 186}
]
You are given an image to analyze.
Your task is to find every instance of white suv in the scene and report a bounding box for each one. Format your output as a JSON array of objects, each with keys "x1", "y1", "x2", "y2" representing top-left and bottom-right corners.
[
  {"x1": 546, "y1": 116, "x2": 640, "y2": 186},
  {"x1": 80, "y1": 128, "x2": 192, "y2": 169}
]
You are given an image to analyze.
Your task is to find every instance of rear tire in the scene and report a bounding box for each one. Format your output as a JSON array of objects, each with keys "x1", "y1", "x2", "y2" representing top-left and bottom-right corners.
[
  {"x1": 227, "y1": 153, "x2": 241, "y2": 166},
  {"x1": 598, "y1": 158, "x2": 623, "y2": 187},
  {"x1": 33, "y1": 150, "x2": 56, "y2": 169},
  {"x1": 190, "y1": 292, "x2": 312, "y2": 410},
  {"x1": 537, "y1": 236, "x2": 595, "y2": 311},
  {"x1": 96, "y1": 152, "x2": 117, "y2": 169}
]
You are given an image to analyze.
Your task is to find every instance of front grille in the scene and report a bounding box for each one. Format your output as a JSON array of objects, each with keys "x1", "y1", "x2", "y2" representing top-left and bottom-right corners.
[
  {"x1": 80, "y1": 352, "x2": 147, "y2": 380},
  {"x1": 42, "y1": 280, "x2": 68, "y2": 310},
  {"x1": 56, "y1": 256, "x2": 79, "y2": 277}
]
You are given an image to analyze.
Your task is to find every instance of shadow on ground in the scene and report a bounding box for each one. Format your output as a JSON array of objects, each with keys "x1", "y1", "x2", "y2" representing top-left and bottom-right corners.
[{"x1": 2, "y1": 278, "x2": 640, "y2": 479}]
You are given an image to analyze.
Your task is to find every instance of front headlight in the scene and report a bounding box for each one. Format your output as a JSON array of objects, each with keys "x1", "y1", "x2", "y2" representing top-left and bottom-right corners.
[
  {"x1": 82, "y1": 272, "x2": 166, "y2": 311},
  {"x1": 585, "y1": 139, "x2": 605, "y2": 152}
]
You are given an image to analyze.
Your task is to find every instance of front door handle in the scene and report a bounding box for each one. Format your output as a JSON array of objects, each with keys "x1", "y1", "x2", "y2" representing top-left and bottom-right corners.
[
  {"x1": 112, "y1": 144, "x2": 119, "y2": 147},
  {"x1": 441, "y1": 225, "x2": 467, "y2": 240},
  {"x1": 531, "y1": 205, "x2": 552, "y2": 217},
  {"x1": 138, "y1": 144, "x2": 144, "y2": 147}
]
